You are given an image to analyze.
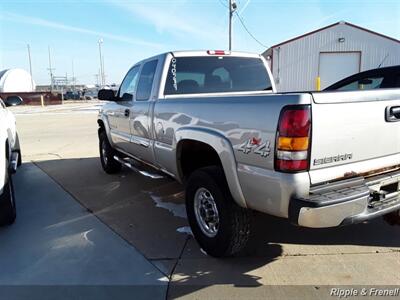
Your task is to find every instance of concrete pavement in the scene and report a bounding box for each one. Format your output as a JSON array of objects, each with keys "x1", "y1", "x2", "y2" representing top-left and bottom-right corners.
[
  {"x1": 5, "y1": 104, "x2": 400, "y2": 299},
  {"x1": 0, "y1": 163, "x2": 167, "y2": 299}
]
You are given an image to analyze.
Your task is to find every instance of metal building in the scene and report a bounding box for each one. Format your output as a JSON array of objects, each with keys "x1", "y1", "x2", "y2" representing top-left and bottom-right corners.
[{"x1": 262, "y1": 21, "x2": 400, "y2": 92}]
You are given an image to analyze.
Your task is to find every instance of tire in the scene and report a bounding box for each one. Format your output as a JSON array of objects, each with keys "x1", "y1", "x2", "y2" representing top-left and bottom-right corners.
[
  {"x1": 383, "y1": 210, "x2": 400, "y2": 226},
  {"x1": 0, "y1": 156, "x2": 16, "y2": 226},
  {"x1": 99, "y1": 131, "x2": 122, "y2": 174},
  {"x1": 186, "y1": 166, "x2": 251, "y2": 257}
]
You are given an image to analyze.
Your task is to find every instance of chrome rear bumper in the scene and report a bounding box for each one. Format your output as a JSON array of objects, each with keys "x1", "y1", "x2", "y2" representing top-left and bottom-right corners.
[{"x1": 289, "y1": 169, "x2": 400, "y2": 228}]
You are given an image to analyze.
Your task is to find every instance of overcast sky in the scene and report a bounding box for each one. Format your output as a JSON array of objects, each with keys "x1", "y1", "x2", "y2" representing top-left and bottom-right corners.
[{"x1": 1, "y1": 0, "x2": 399, "y2": 85}]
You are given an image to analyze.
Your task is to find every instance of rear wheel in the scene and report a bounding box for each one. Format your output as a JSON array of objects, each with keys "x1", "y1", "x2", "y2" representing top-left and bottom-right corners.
[
  {"x1": 0, "y1": 156, "x2": 16, "y2": 226},
  {"x1": 99, "y1": 131, "x2": 122, "y2": 174},
  {"x1": 185, "y1": 166, "x2": 251, "y2": 257}
]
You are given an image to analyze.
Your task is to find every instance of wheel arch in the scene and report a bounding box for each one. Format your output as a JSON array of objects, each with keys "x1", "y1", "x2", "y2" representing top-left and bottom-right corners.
[
  {"x1": 175, "y1": 127, "x2": 247, "y2": 208},
  {"x1": 97, "y1": 117, "x2": 114, "y2": 146}
]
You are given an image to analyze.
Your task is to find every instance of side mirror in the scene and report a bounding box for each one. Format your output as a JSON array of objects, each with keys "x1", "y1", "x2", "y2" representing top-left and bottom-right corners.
[
  {"x1": 98, "y1": 89, "x2": 116, "y2": 101},
  {"x1": 5, "y1": 96, "x2": 23, "y2": 107}
]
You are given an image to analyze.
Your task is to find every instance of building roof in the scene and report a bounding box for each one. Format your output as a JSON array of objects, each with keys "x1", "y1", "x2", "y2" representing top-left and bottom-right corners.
[{"x1": 264, "y1": 21, "x2": 400, "y2": 54}]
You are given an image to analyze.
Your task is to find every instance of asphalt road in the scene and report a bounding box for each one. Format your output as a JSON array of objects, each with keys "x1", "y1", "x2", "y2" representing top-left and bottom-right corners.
[{"x1": 2, "y1": 103, "x2": 399, "y2": 299}]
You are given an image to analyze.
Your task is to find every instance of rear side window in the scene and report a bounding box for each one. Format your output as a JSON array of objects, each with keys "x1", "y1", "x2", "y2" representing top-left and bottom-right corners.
[
  {"x1": 164, "y1": 56, "x2": 272, "y2": 95},
  {"x1": 337, "y1": 76, "x2": 384, "y2": 91},
  {"x1": 136, "y1": 60, "x2": 158, "y2": 101}
]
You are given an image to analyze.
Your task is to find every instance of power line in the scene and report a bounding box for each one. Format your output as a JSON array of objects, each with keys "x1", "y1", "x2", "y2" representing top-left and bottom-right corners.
[
  {"x1": 218, "y1": 0, "x2": 228, "y2": 9},
  {"x1": 234, "y1": 11, "x2": 268, "y2": 49}
]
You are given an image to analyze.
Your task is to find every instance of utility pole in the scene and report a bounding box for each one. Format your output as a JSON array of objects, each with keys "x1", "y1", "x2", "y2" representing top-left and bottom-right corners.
[
  {"x1": 98, "y1": 39, "x2": 105, "y2": 87},
  {"x1": 27, "y1": 44, "x2": 34, "y2": 91},
  {"x1": 94, "y1": 73, "x2": 99, "y2": 87},
  {"x1": 72, "y1": 59, "x2": 76, "y2": 92},
  {"x1": 47, "y1": 46, "x2": 55, "y2": 92},
  {"x1": 228, "y1": 0, "x2": 237, "y2": 51}
]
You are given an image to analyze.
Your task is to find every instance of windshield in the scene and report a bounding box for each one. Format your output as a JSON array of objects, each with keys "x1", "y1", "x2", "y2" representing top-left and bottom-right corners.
[{"x1": 164, "y1": 56, "x2": 272, "y2": 95}]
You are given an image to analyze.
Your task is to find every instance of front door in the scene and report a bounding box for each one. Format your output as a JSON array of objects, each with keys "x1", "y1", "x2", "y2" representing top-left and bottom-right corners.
[
  {"x1": 125, "y1": 59, "x2": 159, "y2": 164},
  {"x1": 110, "y1": 65, "x2": 141, "y2": 152}
]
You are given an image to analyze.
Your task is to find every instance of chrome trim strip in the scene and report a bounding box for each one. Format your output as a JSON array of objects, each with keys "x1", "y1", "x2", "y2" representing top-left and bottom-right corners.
[
  {"x1": 131, "y1": 136, "x2": 150, "y2": 148},
  {"x1": 110, "y1": 131, "x2": 130, "y2": 142}
]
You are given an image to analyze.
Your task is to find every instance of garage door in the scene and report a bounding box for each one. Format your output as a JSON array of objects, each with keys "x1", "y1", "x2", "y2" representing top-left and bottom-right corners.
[{"x1": 319, "y1": 52, "x2": 360, "y2": 89}]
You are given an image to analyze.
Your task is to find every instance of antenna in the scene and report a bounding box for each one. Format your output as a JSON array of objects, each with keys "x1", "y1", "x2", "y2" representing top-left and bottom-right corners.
[{"x1": 377, "y1": 53, "x2": 389, "y2": 68}]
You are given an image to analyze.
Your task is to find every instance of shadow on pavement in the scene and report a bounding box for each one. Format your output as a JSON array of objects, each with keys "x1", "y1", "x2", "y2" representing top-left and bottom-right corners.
[{"x1": 32, "y1": 157, "x2": 400, "y2": 297}]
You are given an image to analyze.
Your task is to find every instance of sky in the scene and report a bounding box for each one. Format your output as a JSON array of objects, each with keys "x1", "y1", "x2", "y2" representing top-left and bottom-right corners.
[{"x1": 0, "y1": 0, "x2": 399, "y2": 85}]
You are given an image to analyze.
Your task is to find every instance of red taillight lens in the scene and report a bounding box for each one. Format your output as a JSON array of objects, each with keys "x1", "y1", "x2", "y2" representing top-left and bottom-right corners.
[
  {"x1": 207, "y1": 50, "x2": 229, "y2": 55},
  {"x1": 275, "y1": 106, "x2": 311, "y2": 173},
  {"x1": 278, "y1": 109, "x2": 310, "y2": 137},
  {"x1": 275, "y1": 159, "x2": 309, "y2": 172}
]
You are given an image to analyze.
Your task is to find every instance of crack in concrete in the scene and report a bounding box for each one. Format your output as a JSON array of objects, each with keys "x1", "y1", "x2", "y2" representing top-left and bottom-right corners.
[{"x1": 165, "y1": 236, "x2": 190, "y2": 300}]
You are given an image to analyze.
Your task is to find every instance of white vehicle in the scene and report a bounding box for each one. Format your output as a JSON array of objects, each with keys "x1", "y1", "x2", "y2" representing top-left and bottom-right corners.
[{"x1": 0, "y1": 96, "x2": 22, "y2": 226}]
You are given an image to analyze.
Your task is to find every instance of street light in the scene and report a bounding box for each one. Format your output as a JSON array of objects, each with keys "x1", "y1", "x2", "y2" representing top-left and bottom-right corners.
[{"x1": 98, "y1": 38, "x2": 105, "y2": 87}]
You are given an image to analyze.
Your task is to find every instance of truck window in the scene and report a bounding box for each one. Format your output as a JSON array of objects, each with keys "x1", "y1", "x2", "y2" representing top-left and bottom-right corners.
[
  {"x1": 136, "y1": 60, "x2": 158, "y2": 101},
  {"x1": 164, "y1": 56, "x2": 272, "y2": 95},
  {"x1": 118, "y1": 65, "x2": 140, "y2": 101},
  {"x1": 337, "y1": 76, "x2": 384, "y2": 91}
]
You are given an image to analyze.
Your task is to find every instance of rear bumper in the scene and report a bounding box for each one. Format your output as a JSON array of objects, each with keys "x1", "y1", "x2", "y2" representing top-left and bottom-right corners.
[{"x1": 289, "y1": 170, "x2": 400, "y2": 228}]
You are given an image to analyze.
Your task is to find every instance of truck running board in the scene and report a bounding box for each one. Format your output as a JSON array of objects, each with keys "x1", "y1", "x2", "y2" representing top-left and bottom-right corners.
[{"x1": 113, "y1": 156, "x2": 165, "y2": 179}]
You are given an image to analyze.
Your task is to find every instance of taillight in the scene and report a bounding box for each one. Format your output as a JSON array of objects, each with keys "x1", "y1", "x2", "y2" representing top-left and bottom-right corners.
[{"x1": 275, "y1": 105, "x2": 311, "y2": 172}]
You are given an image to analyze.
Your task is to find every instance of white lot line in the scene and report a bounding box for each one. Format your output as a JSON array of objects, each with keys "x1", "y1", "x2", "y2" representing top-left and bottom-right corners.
[
  {"x1": 13, "y1": 104, "x2": 103, "y2": 115},
  {"x1": 10, "y1": 101, "x2": 108, "y2": 115}
]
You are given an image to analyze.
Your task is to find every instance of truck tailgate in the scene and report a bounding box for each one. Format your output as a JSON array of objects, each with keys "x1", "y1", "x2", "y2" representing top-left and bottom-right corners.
[{"x1": 309, "y1": 89, "x2": 400, "y2": 185}]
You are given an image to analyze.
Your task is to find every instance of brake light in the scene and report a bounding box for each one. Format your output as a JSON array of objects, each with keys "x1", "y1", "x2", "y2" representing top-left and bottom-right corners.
[
  {"x1": 275, "y1": 106, "x2": 311, "y2": 172},
  {"x1": 207, "y1": 50, "x2": 230, "y2": 55}
]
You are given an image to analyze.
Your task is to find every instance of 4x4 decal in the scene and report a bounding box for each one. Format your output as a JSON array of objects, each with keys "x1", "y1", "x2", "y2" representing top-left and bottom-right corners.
[{"x1": 237, "y1": 137, "x2": 271, "y2": 157}]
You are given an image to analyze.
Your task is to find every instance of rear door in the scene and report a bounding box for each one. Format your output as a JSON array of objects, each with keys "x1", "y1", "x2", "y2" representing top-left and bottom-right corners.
[{"x1": 309, "y1": 89, "x2": 400, "y2": 184}]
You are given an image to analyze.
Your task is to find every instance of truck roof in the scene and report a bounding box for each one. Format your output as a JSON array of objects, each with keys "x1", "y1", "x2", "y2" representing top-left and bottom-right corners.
[{"x1": 169, "y1": 50, "x2": 262, "y2": 58}]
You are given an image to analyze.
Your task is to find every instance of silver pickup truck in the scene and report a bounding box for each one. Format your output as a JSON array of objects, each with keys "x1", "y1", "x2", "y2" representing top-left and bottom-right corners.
[{"x1": 97, "y1": 50, "x2": 400, "y2": 257}]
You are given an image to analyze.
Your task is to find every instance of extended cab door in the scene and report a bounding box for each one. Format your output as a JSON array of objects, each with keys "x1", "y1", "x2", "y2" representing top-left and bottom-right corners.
[
  {"x1": 108, "y1": 65, "x2": 141, "y2": 152},
  {"x1": 125, "y1": 59, "x2": 159, "y2": 163}
]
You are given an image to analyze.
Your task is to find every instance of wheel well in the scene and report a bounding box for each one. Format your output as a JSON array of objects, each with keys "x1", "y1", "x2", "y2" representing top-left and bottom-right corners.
[
  {"x1": 97, "y1": 120, "x2": 105, "y2": 135},
  {"x1": 178, "y1": 140, "x2": 222, "y2": 181}
]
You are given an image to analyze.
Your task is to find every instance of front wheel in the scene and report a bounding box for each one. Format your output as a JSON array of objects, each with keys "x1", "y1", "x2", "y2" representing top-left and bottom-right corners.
[
  {"x1": 99, "y1": 131, "x2": 122, "y2": 174},
  {"x1": 185, "y1": 166, "x2": 251, "y2": 257},
  {"x1": 0, "y1": 158, "x2": 16, "y2": 226}
]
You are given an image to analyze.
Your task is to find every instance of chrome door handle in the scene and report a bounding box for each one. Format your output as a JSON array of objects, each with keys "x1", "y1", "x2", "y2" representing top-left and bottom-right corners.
[{"x1": 386, "y1": 106, "x2": 400, "y2": 122}]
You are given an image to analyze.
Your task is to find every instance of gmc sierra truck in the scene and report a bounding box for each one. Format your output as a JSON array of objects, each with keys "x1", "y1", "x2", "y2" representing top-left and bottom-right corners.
[{"x1": 97, "y1": 50, "x2": 400, "y2": 257}]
